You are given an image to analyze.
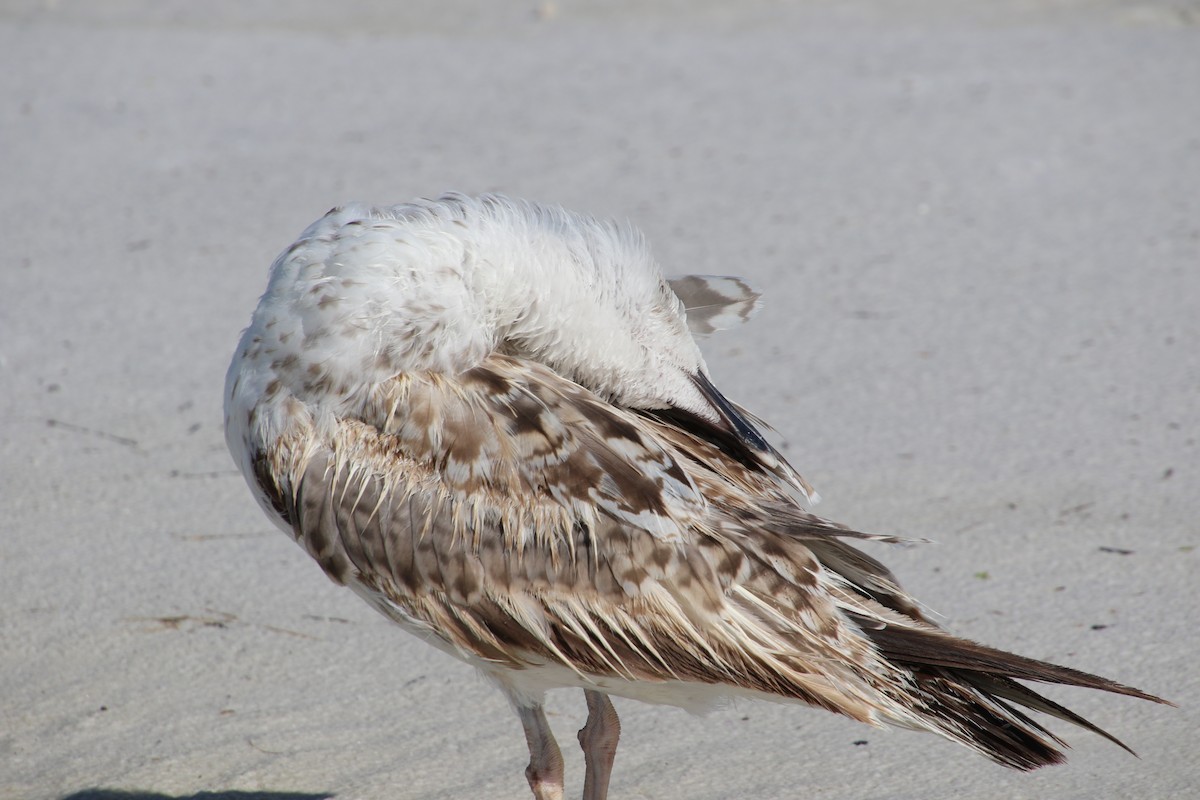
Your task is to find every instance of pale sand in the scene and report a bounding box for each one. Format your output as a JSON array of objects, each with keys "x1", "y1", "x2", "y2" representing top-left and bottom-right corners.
[{"x1": 1, "y1": 2, "x2": 1197, "y2": 798}]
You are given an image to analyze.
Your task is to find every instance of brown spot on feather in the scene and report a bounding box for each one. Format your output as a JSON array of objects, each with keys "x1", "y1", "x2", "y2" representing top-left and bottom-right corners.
[
  {"x1": 272, "y1": 353, "x2": 299, "y2": 372},
  {"x1": 578, "y1": 400, "x2": 644, "y2": 444},
  {"x1": 251, "y1": 451, "x2": 291, "y2": 525},
  {"x1": 465, "y1": 364, "x2": 511, "y2": 397}
]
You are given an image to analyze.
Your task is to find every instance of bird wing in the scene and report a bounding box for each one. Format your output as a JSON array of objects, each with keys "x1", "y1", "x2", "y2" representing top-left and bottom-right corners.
[
  {"x1": 250, "y1": 353, "x2": 910, "y2": 720},
  {"x1": 250, "y1": 351, "x2": 1166, "y2": 758}
]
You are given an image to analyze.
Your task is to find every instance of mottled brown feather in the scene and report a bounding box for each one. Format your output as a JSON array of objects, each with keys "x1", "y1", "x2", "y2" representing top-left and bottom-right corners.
[{"x1": 253, "y1": 352, "x2": 1167, "y2": 770}]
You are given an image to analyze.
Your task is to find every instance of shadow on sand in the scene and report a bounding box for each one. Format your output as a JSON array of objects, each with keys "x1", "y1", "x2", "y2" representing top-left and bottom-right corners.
[{"x1": 62, "y1": 792, "x2": 332, "y2": 800}]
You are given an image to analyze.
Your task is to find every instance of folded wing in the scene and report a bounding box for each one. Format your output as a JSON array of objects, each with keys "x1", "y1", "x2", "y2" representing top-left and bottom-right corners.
[{"x1": 250, "y1": 352, "x2": 1166, "y2": 769}]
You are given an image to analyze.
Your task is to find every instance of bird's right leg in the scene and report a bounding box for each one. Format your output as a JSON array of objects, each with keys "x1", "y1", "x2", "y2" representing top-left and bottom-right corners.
[{"x1": 516, "y1": 701, "x2": 565, "y2": 800}]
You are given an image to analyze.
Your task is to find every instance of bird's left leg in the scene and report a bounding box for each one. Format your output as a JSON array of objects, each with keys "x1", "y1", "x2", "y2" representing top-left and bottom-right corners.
[
  {"x1": 577, "y1": 689, "x2": 620, "y2": 800},
  {"x1": 516, "y1": 701, "x2": 565, "y2": 800}
]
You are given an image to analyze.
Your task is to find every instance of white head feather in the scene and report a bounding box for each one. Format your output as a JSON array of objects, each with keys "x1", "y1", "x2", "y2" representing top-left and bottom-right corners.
[{"x1": 226, "y1": 193, "x2": 718, "y2": 433}]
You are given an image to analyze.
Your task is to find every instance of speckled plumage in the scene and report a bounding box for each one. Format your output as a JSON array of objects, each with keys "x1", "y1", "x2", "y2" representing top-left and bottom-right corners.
[{"x1": 225, "y1": 193, "x2": 1164, "y2": 800}]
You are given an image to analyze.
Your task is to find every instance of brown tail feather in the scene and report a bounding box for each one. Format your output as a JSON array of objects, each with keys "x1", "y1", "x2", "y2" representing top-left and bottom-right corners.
[
  {"x1": 962, "y1": 673, "x2": 1137, "y2": 756},
  {"x1": 862, "y1": 620, "x2": 1166, "y2": 703},
  {"x1": 907, "y1": 670, "x2": 1069, "y2": 770},
  {"x1": 851, "y1": 615, "x2": 1170, "y2": 769}
]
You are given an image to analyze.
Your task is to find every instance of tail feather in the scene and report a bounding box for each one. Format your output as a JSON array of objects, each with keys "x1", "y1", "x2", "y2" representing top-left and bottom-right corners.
[
  {"x1": 962, "y1": 672, "x2": 1136, "y2": 756},
  {"x1": 908, "y1": 671, "x2": 1068, "y2": 770},
  {"x1": 861, "y1": 619, "x2": 1166, "y2": 702},
  {"x1": 851, "y1": 615, "x2": 1170, "y2": 769}
]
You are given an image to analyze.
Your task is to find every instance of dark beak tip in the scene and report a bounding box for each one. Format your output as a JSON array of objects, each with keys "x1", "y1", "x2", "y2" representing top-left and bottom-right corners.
[{"x1": 692, "y1": 372, "x2": 770, "y2": 452}]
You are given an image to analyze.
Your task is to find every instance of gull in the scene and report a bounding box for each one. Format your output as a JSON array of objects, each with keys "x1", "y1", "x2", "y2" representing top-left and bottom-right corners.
[{"x1": 224, "y1": 193, "x2": 1165, "y2": 799}]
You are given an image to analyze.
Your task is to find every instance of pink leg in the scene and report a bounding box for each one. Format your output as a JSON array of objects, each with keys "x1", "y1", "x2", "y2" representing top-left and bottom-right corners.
[
  {"x1": 577, "y1": 690, "x2": 621, "y2": 800},
  {"x1": 517, "y1": 702, "x2": 565, "y2": 800}
]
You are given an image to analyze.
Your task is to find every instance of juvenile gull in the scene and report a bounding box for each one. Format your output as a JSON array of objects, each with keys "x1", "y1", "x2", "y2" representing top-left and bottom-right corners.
[{"x1": 225, "y1": 193, "x2": 1165, "y2": 799}]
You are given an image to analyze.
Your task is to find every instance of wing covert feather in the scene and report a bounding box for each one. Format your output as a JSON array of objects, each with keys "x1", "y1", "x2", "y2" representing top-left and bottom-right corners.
[{"x1": 254, "y1": 353, "x2": 902, "y2": 717}]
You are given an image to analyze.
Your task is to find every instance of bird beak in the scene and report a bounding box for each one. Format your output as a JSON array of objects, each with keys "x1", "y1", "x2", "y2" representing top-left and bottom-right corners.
[{"x1": 690, "y1": 371, "x2": 770, "y2": 452}]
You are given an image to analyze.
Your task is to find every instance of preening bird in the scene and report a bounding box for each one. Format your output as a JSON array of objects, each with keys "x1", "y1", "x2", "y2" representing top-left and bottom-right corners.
[{"x1": 225, "y1": 193, "x2": 1165, "y2": 800}]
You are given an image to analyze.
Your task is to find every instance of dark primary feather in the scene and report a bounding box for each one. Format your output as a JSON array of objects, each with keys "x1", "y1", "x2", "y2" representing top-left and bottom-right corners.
[{"x1": 848, "y1": 612, "x2": 1168, "y2": 766}]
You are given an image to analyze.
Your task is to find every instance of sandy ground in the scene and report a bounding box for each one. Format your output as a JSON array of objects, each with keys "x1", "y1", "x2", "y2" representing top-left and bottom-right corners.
[{"x1": 2, "y1": 2, "x2": 1198, "y2": 798}]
